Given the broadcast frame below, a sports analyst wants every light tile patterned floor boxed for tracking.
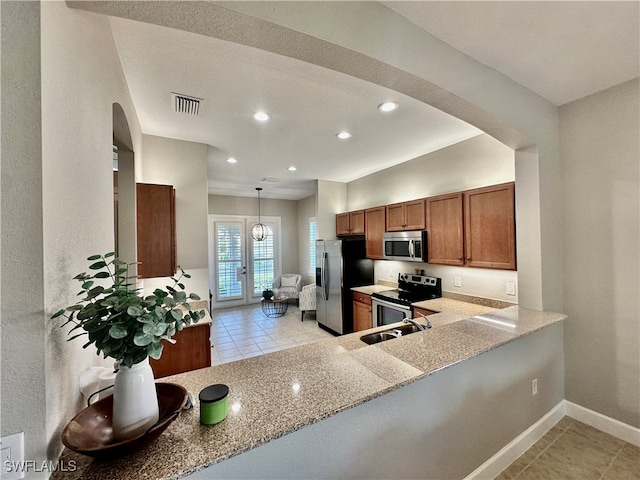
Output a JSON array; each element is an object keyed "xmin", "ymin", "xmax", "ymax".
[
  {"xmin": 209, "ymin": 303, "xmax": 333, "ymax": 365},
  {"xmin": 497, "ymin": 416, "xmax": 640, "ymax": 480}
]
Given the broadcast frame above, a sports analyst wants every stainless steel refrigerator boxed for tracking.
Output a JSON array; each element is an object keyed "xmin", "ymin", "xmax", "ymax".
[{"xmin": 316, "ymin": 237, "xmax": 374, "ymax": 335}]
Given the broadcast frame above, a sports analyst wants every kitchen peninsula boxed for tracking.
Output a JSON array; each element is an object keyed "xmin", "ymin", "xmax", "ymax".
[{"xmin": 54, "ymin": 305, "xmax": 565, "ymax": 480}]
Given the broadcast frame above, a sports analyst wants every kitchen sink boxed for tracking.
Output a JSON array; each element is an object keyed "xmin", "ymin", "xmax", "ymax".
[{"xmin": 360, "ymin": 323, "xmax": 423, "ymax": 345}]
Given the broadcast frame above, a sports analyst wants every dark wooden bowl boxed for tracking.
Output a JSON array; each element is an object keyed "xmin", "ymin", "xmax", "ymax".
[{"xmin": 61, "ymin": 382, "xmax": 187, "ymax": 458}]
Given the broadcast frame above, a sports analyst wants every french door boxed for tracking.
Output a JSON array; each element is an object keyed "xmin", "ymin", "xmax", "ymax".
[{"xmin": 209, "ymin": 215, "xmax": 281, "ymax": 309}]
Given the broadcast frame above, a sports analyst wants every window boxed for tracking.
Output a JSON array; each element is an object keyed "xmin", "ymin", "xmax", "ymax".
[
  {"xmin": 309, "ymin": 217, "xmax": 316, "ymax": 275},
  {"xmin": 252, "ymin": 223, "xmax": 275, "ymax": 295}
]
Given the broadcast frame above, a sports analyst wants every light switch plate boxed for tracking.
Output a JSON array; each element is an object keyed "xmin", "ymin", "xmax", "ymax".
[
  {"xmin": 506, "ymin": 283, "xmax": 516, "ymax": 296},
  {"xmin": 454, "ymin": 276, "xmax": 462, "ymax": 288},
  {"xmin": 1, "ymin": 432, "xmax": 25, "ymax": 480}
]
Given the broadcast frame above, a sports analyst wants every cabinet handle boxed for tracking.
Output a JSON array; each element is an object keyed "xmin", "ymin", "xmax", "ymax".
[
  {"xmin": 458, "ymin": 257, "xmax": 463, "ymax": 261},
  {"xmin": 466, "ymin": 258, "xmax": 471, "ymax": 261}
]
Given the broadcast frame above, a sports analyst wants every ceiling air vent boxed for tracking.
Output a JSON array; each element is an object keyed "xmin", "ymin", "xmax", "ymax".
[
  {"xmin": 261, "ymin": 177, "xmax": 281, "ymax": 183},
  {"xmin": 171, "ymin": 92, "xmax": 202, "ymax": 116}
]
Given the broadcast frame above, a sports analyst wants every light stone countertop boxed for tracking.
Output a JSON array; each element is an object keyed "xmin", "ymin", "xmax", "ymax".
[
  {"xmin": 412, "ymin": 297, "xmax": 502, "ymax": 317},
  {"xmin": 351, "ymin": 284, "xmax": 397, "ymax": 295},
  {"xmin": 54, "ymin": 306, "xmax": 566, "ymax": 480},
  {"xmin": 177, "ymin": 300, "xmax": 212, "ymax": 326}
]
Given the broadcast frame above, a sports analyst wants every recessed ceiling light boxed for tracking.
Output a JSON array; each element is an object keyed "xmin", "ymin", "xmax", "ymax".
[
  {"xmin": 337, "ymin": 131, "xmax": 352, "ymax": 140},
  {"xmin": 252, "ymin": 112, "xmax": 271, "ymax": 122},
  {"xmin": 288, "ymin": 166, "xmax": 297, "ymax": 172},
  {"xmin": 226, "ymin": 157, "xmax": 238, "ymax": 164},
  {"xmin": 378, "ymin": 101, "xmax": 399, "ymax": 112}
]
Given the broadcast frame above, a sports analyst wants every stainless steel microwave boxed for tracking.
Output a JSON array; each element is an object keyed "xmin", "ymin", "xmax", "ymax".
[{"xmin": 382, "ymin": 231, "xmax": 427, "ymax": 262}]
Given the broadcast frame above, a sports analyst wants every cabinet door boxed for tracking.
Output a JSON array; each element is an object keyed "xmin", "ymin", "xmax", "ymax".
[
  {"xmin": 464, "ymin": 183, "xmax": 516, "ymax": 270},
  {"xmin": 404, "ymin": 199, "xmax": 426, "ymax": 230},
  {"xmin": 353, "ymin": 299, "xmax": 372, "ymax": 332},
  {"xmin": 150, "ymin": 323, "xmax": 211, "ymax": 378},
  {"xmin": 349, "ymin": 210, "xmax": 365, "ymax": 234},
  {"xmin": 336, "ymin": 213, "xmax": 351, "ymax": 236},
  {"xmin": 365, "ymin": 206, "xmax": 386, "ymax": 259},
  {"xmin": 385, "ymin": 203, "xmax": 406, "ymax": 231},
  {"xmin": 137, "ymin": 183, "xmax": 176, "ymax": 278},
  {"xmin": 426, "ymin": 193, "xmax": 464, "ymax": 266}
]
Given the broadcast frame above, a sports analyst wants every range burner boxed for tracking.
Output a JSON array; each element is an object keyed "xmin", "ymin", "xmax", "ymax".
[{"xmin": 372, "ymin": 273, "xmax": 442, "ymax": 307}]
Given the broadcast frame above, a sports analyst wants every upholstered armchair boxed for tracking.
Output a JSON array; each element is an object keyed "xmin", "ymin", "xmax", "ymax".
[
  {"xmin": 272, "ymin": 274, "xmax": 302, "ymax": 304},
  {"xmin": 298, "ymin": 284, "xmax": 316, "ymax": 321}
]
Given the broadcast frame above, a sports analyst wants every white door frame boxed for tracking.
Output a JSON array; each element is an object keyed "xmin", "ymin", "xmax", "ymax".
[{"xmin": 208, "ymin": 214, "xmax": 282, "ymax": 310}]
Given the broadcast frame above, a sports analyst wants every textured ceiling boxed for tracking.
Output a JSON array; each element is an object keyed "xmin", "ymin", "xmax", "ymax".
[
  {"xmin": 384, "ymin": 1, "xmax": 640, "ymax": 106},
  {"xmin": 100, "ymin": 1, "xmax": 640, "ymax": 200}
]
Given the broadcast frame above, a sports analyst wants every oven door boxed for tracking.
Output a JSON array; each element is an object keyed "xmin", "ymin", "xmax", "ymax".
[{"xmin": 372, "ymin": 297, "xmax": 412, "ymax": 328}]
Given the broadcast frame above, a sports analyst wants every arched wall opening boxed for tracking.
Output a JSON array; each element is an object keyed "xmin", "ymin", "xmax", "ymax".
[{"xmin": 112, "ymin": 102, "xmax": 137, "ymax": 268}]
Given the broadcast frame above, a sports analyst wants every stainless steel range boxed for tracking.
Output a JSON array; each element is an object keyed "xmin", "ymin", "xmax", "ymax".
[{"xmin": 371, "ymin": 273, "xmax": 442, "ymax": 328}]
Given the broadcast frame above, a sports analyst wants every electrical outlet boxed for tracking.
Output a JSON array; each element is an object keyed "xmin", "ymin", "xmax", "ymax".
[
  {"xmin": 506, "ymin": 282, "xmax": 516, "ymax": 296},
  {"xmin": 454, "ymin": 276, "xmax": 462, "ymax": 288},
  {"xmin": 388, "ymin": 269, "xmax": 395, "ymax": 278},
  {"xmin": 532, "ymin": 378, "xmax": 538, "ymax": 396},
  {"xmin": 1, "ymin": 432, "xmax": 25, "ymax": 480}
]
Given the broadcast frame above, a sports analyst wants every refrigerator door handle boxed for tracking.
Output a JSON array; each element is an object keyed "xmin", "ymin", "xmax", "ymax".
[{"xmin": 322, "ymin": 252, "xmax": 329, "ymax": 300}]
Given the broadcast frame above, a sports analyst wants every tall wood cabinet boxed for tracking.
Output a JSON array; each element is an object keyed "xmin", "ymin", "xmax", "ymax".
[
  {"xmin": 136, "ymin": 183, "xmax": 176, "ymax": 278},
  {"xmin": 426, "ymin": 182, "xmax": 516, "ymax": 270},
  {"xmin": 386, "ymin": 199, "xmax": 426, "ymax": 231},
  {"xmin": 364, "ymin": 206, "xmax": 386, "ymax": 259},
  {"xmin": 336, "ymin": 210, "xmax": 365, "ymax": 235}
]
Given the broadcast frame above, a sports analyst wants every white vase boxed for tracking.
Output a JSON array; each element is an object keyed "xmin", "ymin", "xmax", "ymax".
[{"xmin": 112, "ymin": 357, "xmax": 159, "ymax": 441}]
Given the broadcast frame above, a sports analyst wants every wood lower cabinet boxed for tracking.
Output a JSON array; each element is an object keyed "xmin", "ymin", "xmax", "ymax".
[
  {"xmin": 413, "ymin": 307, "xmax": 438, "ymax": 317},
  {"xmin": 336, "ymin": 210, "xmax": 365, "ymax": 236},
  {"xmin": 426, "ymin": 182, "xmax": 516, "ymax": 270},
  {"xmin": 150, "ymin": 323, "xmax": 211, "ymax": 378},
  {"xmin": 137, "ymin": 183, "xmax": 176, "ymax": 278},
  {"xmin": 352, "ymin": 292, "xmax": 372, "ymax": 332},
  {"xmin": 365, "ymin": 206, "xmax": 386, "ymax": 259},
  {"xmin": 386, "ymin": 199, "xmax": 426, "ymax": 231}
]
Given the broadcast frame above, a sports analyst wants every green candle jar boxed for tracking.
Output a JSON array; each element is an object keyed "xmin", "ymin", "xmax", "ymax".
[{"xmin": 199, "ymin": 384, "xmax": 229, "ymax": 425}]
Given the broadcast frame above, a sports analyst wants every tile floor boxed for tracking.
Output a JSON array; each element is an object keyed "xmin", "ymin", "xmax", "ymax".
[
  {"xmin": 209, "ymin": 306, "xmax": 639, "ymax": 480},
  {"xmin": 497, "ymin": 416, "xmax": 640, "ymax": 480},
  {"xmin": 209, "ymin": 303, "xmax": 334, "ymax": 365}
]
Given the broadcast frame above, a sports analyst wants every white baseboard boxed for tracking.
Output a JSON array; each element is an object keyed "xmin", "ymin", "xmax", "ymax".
[
  {"xmin": 465, "ymin": 400, "xmax": 640, "ymax": 480},
  {"xmin": 465, "ymin": 401, "xmax": 565, "ymax": 480},
  {"xmin": 564, "ymin": 401, "xmax": 640, "ymax": 447}
]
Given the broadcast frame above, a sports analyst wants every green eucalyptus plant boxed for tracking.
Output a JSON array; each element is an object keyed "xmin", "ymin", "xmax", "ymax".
[{"xmin": 52, "ymin": 252, "xmax": 206, "ymax": 368}]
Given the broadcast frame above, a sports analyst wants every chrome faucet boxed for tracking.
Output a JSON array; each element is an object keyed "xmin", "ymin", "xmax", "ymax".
[{"xmin": 404, "ymin": 315, "xmax": 432, "ymax": 331}]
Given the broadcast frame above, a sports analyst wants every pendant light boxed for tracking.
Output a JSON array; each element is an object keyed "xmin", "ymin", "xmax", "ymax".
[{"xmin": 251, "ymin": 187, "xmax": 269, "ymax": 241}]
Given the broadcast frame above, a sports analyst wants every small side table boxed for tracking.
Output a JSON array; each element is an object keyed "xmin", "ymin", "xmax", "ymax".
[{"xmin": 261, "ymin": 296, "xmax": 289, "ymax": 318}]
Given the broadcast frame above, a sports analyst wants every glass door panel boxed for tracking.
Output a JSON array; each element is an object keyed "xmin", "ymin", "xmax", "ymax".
[{"xmin": 214, "ymin": 221, "xmax": 245, "ymax": 301}]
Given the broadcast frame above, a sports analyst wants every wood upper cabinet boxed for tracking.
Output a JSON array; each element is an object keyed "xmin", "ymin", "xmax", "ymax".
[
  {"xmin": 464, "ymin": 183, "xmax": 516, "ymax": 270},
  {"xmin": 426, "ymin": 182, "xmax": 516, "ymax": 270},
  {"xmin": 352, "ymin": 292, "xmax": 372, "ymax": 332},
  {"xmin": 364, "ymin": 206, "xmax": 386, "ymax": 259},
  {"xmin": 137, "ymin": 183, "xmax": 176, "ymax": 278},
  {"xmin": 336, "ymin": 210, "xmax": 365, "ymax": 236},
  {"xmin": 386, "ymin": 199, "xmax": 426, "ymax": 231},
  {"xmin": 426, "ymin": 192, "xmax": 465, "ymax": 266}
]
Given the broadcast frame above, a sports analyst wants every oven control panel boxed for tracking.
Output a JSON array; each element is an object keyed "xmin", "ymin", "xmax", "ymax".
[{"xmin": 398, "ymin": 273, "xmax": 439, "ymax": 286}]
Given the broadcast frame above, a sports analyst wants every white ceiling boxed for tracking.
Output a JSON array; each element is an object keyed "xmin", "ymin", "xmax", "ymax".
[
  {"xmin": 383, "ymin": 1, "xmax": 640, "ymax": 106},
  {"xmin": 108, "ymin": 1, "xmax": 639, "ymax": 200}
]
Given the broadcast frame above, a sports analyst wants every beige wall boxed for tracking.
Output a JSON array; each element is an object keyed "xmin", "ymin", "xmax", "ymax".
[
  {"xmin": 560, "ymin": 79, "xmax": 640, "ymax": 428},
  {"xmin": 139, "ymin": 135, "xmax": 209, "ymax": 300},
  {"xmin": 208, "ymin": 195, "xmax": 300, "ymax": 275},
  {"xmin": 1, "ymin": 0, "xmax": 144, "ymax": 470}
]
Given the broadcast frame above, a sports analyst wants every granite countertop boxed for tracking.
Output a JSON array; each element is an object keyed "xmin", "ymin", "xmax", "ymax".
[
  {"xmin": 351, "ymin": 284, "xmax": 397, "ymax": 295},
  {"xmin": 177, "ymin": 300, "xmax": 212, "ymax": 326},
  {"xmin": 55, "ymin": 306, "xmax": 566, "ymax": 480},
  {"xmin": 412, "ymin": 297, "xmax": 502, "ymax": 317}
]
